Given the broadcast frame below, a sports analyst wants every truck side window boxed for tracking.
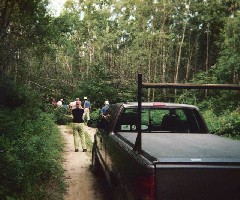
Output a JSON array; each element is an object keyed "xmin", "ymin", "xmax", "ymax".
[{"xmin": 116, "ymin": 109, "xmax": 138, "ymax": 131}]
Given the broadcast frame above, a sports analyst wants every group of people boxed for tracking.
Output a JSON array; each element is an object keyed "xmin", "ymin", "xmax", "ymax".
[
  {"xmin": 52, "ymin": 96, "xmax": 110, "ymax": 153},
  {"xmin": 51, "ymin": 98, "xmax": 68, "ymax": 109},
  {"xmin": 69, "ymin": 97, "xmax": 91, "ymax": 124}
]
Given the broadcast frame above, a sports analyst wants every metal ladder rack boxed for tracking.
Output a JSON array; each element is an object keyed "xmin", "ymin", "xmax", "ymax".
[{"xmin": 134, "ymin": 73, "xmax": 240, "ymax": 154}]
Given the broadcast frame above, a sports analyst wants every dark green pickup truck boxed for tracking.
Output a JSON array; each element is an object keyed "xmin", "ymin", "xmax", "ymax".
[{"xmin": 92, "ymin": 102, "xmax": 240, "ymax": 200}]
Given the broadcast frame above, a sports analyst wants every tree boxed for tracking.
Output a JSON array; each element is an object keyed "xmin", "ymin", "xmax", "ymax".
[{"xmin": 216, "ymin": 12, "xmax": 240, "ymax": 84}]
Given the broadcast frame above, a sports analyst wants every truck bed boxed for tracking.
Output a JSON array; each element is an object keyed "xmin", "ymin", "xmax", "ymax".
[
  {"xmin": 118, "ymin": 132, "xmax": 240, "ymax": 199},
  {"xmin": 118, "ymin": 132, "xmax": 240, "ymax": 162}
]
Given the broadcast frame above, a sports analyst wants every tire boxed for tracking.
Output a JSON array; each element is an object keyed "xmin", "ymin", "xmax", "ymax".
[{"xmin": 91, "ymin": 143, "xmax": 102, "ymax": 176}]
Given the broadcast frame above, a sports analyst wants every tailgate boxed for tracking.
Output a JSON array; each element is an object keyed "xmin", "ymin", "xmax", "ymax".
[{"xmin": 155, "ymin": 162, "xmax": 240, "ymax": 200}]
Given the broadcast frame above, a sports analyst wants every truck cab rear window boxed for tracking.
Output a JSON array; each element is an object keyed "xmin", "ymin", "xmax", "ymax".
[{"xmin": 115, "ymin": 107, "xmax": 205, "ymax": 133}]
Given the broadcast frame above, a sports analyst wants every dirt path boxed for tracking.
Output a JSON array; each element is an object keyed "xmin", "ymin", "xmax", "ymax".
[{"xmin": 59, "ymin": 125, "xmax": 110, "ymax": 200}]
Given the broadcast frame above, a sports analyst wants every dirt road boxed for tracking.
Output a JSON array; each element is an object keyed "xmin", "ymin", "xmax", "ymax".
[{"xmin": 59, "ymin": 125, "xmax": 111, "ymax": 200}]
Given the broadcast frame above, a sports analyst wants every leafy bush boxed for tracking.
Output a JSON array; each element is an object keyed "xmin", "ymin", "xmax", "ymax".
[
  {"xmin": 203, "ymin": 109, "xmax": 240, "ymax": 139},
  {"xmin": 88, "ymin": 109, "xmax": 101, "ymax": 128},
  {"xmin": 202, "ymin": 109, "xmax": 221, "ymax": 133},
  {"xmin": 214, "ymin": 111, "xmax": 240, "ymax": 138},
  {"xmin": 53, "ymin": 107, "xmax": 72, "ymax": 125},
  {"xmin": 0, "ymin": 78, "xmax": 66, "ymax": 199}
]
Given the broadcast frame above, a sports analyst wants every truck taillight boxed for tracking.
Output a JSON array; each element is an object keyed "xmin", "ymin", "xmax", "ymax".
[{"xmin": 134, "ymin": 175, "xmax": 155, "ymax": 200}]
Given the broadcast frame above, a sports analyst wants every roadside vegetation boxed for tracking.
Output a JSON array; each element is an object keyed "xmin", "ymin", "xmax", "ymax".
[
  {"xmin": 0, "ymin": 78, "xmax": 66, "ymax": 199},
  {"xmin": 176, "ymin": 90, "xmax": 240, "ymax": 139}
]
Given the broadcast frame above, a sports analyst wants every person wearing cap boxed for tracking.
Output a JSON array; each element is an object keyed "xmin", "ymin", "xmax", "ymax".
[
  {"xmin": 83, "ymin": 97, "xmax": 91, "ymax": 125},
  {"xmin": 101, "ymin": 100, "xmax": 109, "ymax": 117},
  {"xmin": 71, "ymin": 101, "xmax": 87, "ymax": 152}
]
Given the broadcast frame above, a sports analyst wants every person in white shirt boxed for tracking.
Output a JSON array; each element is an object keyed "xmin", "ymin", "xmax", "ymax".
[
  {"xmin": 57, "ymin": 99, "xmax": 63, "ymax": 107},
  {"xmin": 69, "ymin": 98, "xmax": 81, "ymax": 110},
  {"xmin": 83, "ymin": 97, "xmax": 91, "ymax": 125}
]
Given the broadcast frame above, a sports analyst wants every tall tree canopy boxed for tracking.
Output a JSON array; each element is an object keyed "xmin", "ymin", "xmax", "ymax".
[{"xmin": 1, "ymin": 0, "xmax": 240, "ymax": 104}]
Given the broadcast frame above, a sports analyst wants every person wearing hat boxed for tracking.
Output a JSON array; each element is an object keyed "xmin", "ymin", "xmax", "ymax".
[
  {"xmin": 101, "ymin": 100, "xmax": 109, "ymax": 118},
  {"xmin": 83, "ymin": 97, "xmax": 91, "ymax": 125},
  {"xmin": 98, "ymin": 100, "xmax": 110, "ymax": 129},
  {"xmin": 71, "ymin": 101, "xmax": 87, "ymax": 152}
]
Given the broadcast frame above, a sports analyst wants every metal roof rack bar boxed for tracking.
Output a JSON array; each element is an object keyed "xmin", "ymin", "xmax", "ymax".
[
  {"xmin": 142, "ymin": 82, "xmax": 240, "ymax": 90},
  {"xmin": 134, "ymin": 73, "xmax": 240, "ymax": 154}
]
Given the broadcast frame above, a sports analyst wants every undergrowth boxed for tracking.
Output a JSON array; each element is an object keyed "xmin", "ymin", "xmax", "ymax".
[{"xmin": 0, "ymin": 78, "xmax": 66, "ymax": 199}]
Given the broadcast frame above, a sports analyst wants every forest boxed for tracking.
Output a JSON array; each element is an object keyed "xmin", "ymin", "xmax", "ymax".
[{"xmin": 1, "ymin": 0, "xmax": 240, "ymax": 199}]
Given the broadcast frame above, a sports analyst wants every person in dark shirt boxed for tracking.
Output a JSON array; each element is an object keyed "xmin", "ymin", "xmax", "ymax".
[{"xmin": 72, "ymin": 101, "xmax": 87, "ymax": 152}]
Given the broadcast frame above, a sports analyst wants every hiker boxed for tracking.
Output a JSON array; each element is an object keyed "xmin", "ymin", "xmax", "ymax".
[
  {"xmin": 71, "ymin": 101, "xmax": 87, "ymax": 152},
  {"xmin": 83, "ymin": 97, "xmax": 91, "ymax": 125}
]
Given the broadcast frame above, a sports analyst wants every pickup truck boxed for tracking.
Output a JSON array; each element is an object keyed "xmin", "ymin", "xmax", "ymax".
[{"xmin": 92, "ymin": 102, "xmax": 240, "ymax": 200}]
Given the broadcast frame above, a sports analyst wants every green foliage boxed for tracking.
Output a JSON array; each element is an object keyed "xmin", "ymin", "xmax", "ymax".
[
  {"xmin": 176, "ymin": 91, "xmax": 198, "ymax": 106},
  {"xmin": 177, "ymin": 67, "xmax": 240, "ymax": 139},
  {"xmin": 202, "ymin": 109, "xmax": 221, "ymax": 134},
  {"xmin": 217, "ymin": 111, "xmax": 240, "ymax": 139},
  {"xmin": 203, "ymin": 109, "xmax": 240, "ymax": 139},
  {"xmin": 216, "ymin": 12, "xmax": 240, "ymax": 84},
  {"xmin": 68, "ymin": 63, "xmax": 137, "ymax": 110},
  {"xmin": 0, "ymin": 78, "xmax": 65, "ymax": 199},
  {"xmin": 0, "ymin": 78, "xmax": 42, "ymax": 110},
  {"xmin": 53, "ymin": 107, "xmax": 72, "ymax": 125},
  {"xmin": 88, "ymin": 109, "xmax": 102, "ymax": 127},
  {"xmin": 0, "ymin": 0, "xmax": 54, "ymax": 84}
]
